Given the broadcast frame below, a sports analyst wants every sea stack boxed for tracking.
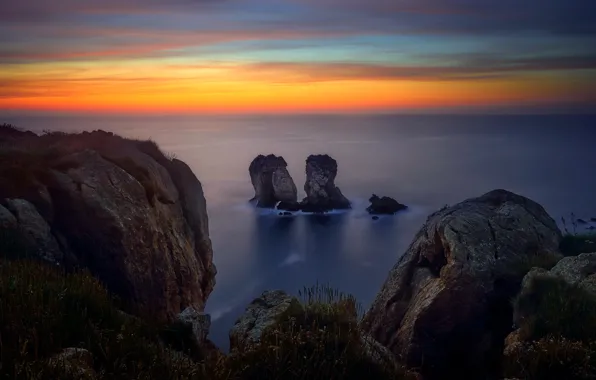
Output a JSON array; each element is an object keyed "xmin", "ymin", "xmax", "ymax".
[
  {"xmin": 249, "ymin": 154, "xmax": 297, "ymax": 208},
  {"xmin": 301, "ymin": 154, "xmax": 350, "ymax": 212}
]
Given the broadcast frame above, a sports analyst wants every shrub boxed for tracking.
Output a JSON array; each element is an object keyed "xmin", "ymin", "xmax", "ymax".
[
  {"xmin": 0, "ymin": 258, "xmax": 209, "ymax": 380},
  {"xmin": 224, "ymin": 284, "xmax": 417, "ymax": 380},
  {"xmin": 503, "ymin": 335, "xmax": 595, "ymax": 380},
  {"xmin": 560, "ymin": 233, "xmax": 596, "ymax": 256},
  {"xmin": 513, "ymin": 275, "xmax": 596, "ymax": 343}
]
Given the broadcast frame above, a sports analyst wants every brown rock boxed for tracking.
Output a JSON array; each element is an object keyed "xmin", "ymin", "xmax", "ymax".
[
  {"xmin": 249, "ymin": 154, "xmax": 297, "ymax": 207},
  {"xmin": 45, "ymin": 149, "xmax": 213, "ymax": 321},
  {"xmin": 360, "ymin": 189, "xmax": 562, "ymax": 379},
  {"xmin": 303, "ymin": 154, "xmax": 350, "ymax": 212}
]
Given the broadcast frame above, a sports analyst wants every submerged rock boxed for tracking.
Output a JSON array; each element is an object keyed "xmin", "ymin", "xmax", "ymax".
[
  {"xmin": 302, "ymin": 154, "xmax": 350, "ymax": 212},
  {"xmin": 361, "ymin": 189, "xmax": 562, "ymax": 379},
  {"xmin": 577, "ymin": 218, "xmax": 588, "ymax": 224},
  {"xmin": 367, "ymin": 194, "xmax": 407, "ymax": 215},
  {"xmin": 249, "ymin": 155, "xmax": 297, "ymax": 208}
]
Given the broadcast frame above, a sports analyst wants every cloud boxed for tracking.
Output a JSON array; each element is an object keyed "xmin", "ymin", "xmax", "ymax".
[{"xmin": 236, "ymin": 54, "xmax": 596, "ymax": 83}]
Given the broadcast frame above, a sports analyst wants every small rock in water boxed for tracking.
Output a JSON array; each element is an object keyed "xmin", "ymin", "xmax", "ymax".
[
  {"xmin": 372, "ymin": 216, "xmax": 380, "ymax": 221},
  {"xmin": 283, "ymin": 212, "xmax": 292, "ymax": 216},
  {"xmin": 591, "ymin": 217, "xmax": 596, "ymax": 222},
  {"xmin": 278, "ymin": 212, "xmax": 284, "ymax": 216},
  {"xmin": 367, "ymin": 194, "xmax": 407, "ymax": 215},
  {"xmin": 587, "ymin": 226, "xmax": 596, "ymax": 230},
  {"xmin": 577, "ymin": 218, "xmax": 588, "ymax": 224}
]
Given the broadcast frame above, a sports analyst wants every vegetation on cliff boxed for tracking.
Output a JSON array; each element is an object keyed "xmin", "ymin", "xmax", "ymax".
[{"xmin": 0, "ymin": 259, "xmax": 417, "ymax": 380}]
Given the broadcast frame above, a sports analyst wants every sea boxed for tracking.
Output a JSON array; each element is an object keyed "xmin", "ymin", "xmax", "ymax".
[{"xmin": 4, "ymin": 113, "xmax": 596, "ymax": 350}]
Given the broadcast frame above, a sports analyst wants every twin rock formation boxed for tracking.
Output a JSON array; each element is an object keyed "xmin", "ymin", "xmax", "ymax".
[
  {"xmin": 249, "ymin": 154, "xmax": 350, "ymax": 213},
  {"xmin": 248, "ymin": 154, "xmax": 406, "ymax": 214}
]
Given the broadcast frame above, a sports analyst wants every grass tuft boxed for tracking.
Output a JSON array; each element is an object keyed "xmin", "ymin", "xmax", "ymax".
[{"xmin": 513, "ymin": 275, "xmax": 596, "ymax": 343}]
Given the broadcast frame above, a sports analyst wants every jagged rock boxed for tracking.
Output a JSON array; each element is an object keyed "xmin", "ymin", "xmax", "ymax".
[
  {"xmin": 229, "ymin": 290, "xmax": 296, "ymax": 349},
  {"xmin": 249, "ymin": 155, "xmax": 297, "ymax": 208},
  {"xmin": 367, "ymin": 194, "xmax": 407, "ymax": 215},
  {"xmin": 577, "ymin": 218, "xmax": 588, "ymax": 224},
  {"xmin": 361, "ymin": 189, "xmax": 562, "ymax": 379},
  {"xmin": 302, "ymin": 155, "xmax": 350, "ymax": 212},
  {"xmin": 3, "ymin": 198, "xmax": 63, "ymax": 263},
  {"xmin": 178, "ymin": 307, "xmax": 212, "ymax": 348},
  {"xmin": 47, "ymin": 348, "xmax": 97, "ymax": 380}
]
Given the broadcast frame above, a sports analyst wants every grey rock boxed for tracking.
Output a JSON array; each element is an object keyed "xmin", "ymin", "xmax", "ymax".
[
  {"xmin": 178, "ymin": 307, "xmax": 212, "ymax": 348},
  {"xmin": 550, "ymin": 252, "xmax": 596, "ymax": 290},
  {"xmin": 4, "ymin": 198, "xmax": 63, "ymax": 263},
  {"xmin": 229, "ymin": 290, "xmax": 296, "ymax": 349},
  {"xmin": 303, "ymin": 154, "xmax": 350, "ymax": 211},
  {"xmin": 249, "ymin": 155, "xmax": 297, "ymax": 207},
  {"xmin": 0, "ymin": 203, "xmax": 17, "ymax": 228},
  {"xmin": 361, "ymin": 189, "xmax": 562, "ymax": 378}
]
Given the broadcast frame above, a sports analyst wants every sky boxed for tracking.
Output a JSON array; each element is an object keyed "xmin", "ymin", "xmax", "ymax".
[{"xmin": 1, "ymin": 0, "xmax": 595, "ymax": 114}]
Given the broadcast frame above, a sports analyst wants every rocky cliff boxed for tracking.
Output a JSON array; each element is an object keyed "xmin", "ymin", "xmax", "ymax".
[
  {"xmin": 361, "ymin": 189, "xmax": 562, "ymax": 378},
  {"xmin": 0, "ymin": 127, "xmax": 216, "ymax": 322}
]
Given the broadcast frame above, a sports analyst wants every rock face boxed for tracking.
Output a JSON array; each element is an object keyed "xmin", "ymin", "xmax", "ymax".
[
  {"xmin": 249, "ymin": 155, "xmax": 297, "ymax": 208},
  {"xmin": 2, "ymin": 199, "xmax": 63, "ymax": 263},
  {"xmin": 229, "ymin": 290, "xmax": 295, "ymax": 349},
  {"xmin": 367, "ymin": 194, "xmax": 407, "ymax": 215},
  {"xmin": 361, "ymin": 189, "xmax": 562, "ymax": 379},
  {"xmin": 178, "ymin": 307, "xmax": 212, "ymax": 349},
  {"xmin": 0, "ymin": 130, "xmax": 216, "ymax": 323},
  {"xmin": 302, "ymin": 155, "xmax": 350, "ymax": 212}
]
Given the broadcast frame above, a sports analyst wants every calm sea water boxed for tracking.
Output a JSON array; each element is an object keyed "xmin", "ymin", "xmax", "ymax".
[{"xmin": 5, "ymin": 114, "xmax": 596, "ymax": 350}]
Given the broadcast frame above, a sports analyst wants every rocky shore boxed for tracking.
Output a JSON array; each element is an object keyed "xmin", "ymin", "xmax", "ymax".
[{"xmin": 2, "ymin": 124, "xmax": 596, "ymax": 380}]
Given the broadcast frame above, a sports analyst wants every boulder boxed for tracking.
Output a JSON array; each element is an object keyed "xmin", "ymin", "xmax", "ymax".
[
  {"xmin": 249, "ymin": 155, "xmax": 297, "ymax": 208},
  {"xmin": 367, "ymin": 194, "xmax": 407, "ymax": 215},
  {"xmin": 302, "ymin": 154, "xmax": 350, "ymax": 212},
  {"xmin": 229, "ymin": 290, "xmax": 296, "ymax": 349},
  {"xmin": 360, "ymin": 189, "xmax": 562, "ymax": 379},
  {"xmin": 178, "ymin": 307, "xmax": 212, "ymax": 349}
]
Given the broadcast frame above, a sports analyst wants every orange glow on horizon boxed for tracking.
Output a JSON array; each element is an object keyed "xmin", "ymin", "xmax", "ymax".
[{"xmin": 1, "ymin": 60, "xmax": 593, "ymax": 113}]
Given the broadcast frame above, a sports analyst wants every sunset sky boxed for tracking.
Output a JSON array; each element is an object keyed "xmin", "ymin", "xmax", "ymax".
[{"xmin": 1, "ymin": 0, "xmax": 595, "ymax": 114}]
